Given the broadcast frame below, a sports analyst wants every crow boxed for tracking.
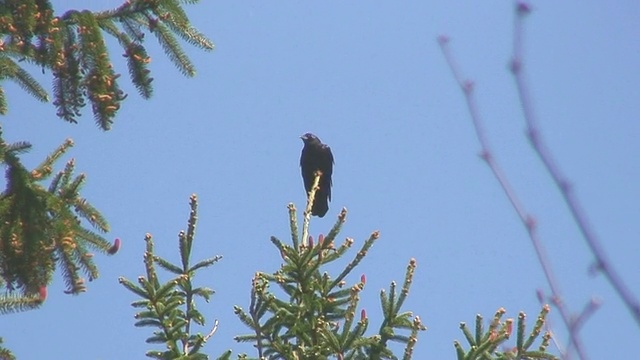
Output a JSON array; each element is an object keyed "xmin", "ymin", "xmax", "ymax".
[{"xmin": 300, "ymin": 133, "xmax": 334, "ymax": 217}]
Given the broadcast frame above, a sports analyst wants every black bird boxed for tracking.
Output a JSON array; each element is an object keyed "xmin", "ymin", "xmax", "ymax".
[{"xmin": 300, "ymin": 133, "xmax": 334, "ymax": 217}]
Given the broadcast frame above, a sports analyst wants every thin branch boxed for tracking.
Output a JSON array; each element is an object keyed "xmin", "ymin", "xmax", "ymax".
[
  {"xmin": 509, "ymin": 1, "xmax": 640, "ymax": 327},
  {"xmin": 301, "ymin": 171, "xmax": 322, "ymax": 248},
  {"xmin": 438, "ymin": 26, "xmax": 589, "ymax": 360},
  {"xmin": 203, "ymin": 319, "xmax": 219, "ymax": 342},
  {"xmin": 571, "ymin": 298, "xmax": 601, "ymax": 336},
  {"xmin": 249, "ymin": 279, "xmax": 264, "ymax": 359}
]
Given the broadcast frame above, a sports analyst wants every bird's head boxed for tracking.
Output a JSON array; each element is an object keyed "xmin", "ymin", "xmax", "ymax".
[{"xmin": 300, "ymin": 132, "xmax": 320, "ymax": 145}]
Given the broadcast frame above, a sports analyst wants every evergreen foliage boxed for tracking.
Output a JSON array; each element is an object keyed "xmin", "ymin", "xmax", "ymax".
[
  {"xmin": 0, "ymin": 0, "xmax": 212, "ymax": 314},
  {"xmin": 0, "ymin": 335, "xmax": 16, "ymax": 360},
  {"xmin": 454, "ymin": 306, "xmax": 557, "ymax": 360},
  {"xmin": 0, "ymin": 285, "xmax": 46, "ymax": 315},
  {"xmin": 0, "ymin": 127, "xmax": 118, "ymax": 301},
  {"xmin": 233, "ymin": 173, "xmax": 427, "ymax": 359},
  {"xmin": 118, "ymin": 173, "xmax": 559, "ymax": 359},
  {"xmin": 0, "ymin": 0, "xmax": 213, "ymax": 129},
  {"xmin": 0, "ymin": 0, "xmax": 213, "ymax": 355},
  {"xmin": 119, "ymin": 194, "xmax": 229, "ymax": 360}
]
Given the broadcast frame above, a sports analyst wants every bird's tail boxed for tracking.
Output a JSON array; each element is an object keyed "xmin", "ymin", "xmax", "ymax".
[{"xmin": 311, "ymin": 188, "xmax": 329, "ymax": 217}]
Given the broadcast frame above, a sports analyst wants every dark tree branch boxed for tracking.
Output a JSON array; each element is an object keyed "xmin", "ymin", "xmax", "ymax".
[
  {"xmin": 509, "ymin": 1, "xmax": 640, "ymax": 328},
  {"xmin": 437, "ymin": 4, "xmax": 592, "ymax": 357}
]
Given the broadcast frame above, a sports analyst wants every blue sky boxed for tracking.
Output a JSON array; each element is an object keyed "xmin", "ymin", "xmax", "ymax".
[{"xmin": 1, "ymin": 1, "xmax": 639, "ymax": 359}]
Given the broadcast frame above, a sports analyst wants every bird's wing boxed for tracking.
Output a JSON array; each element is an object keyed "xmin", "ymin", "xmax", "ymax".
[
  {"xmin": 321, "ymin": 145, "xmax": 334, "ymax": 199},
  {"xmin": 323, "ymin": 145, "xmax": 334, "ymax": 177},
  {"xmin": 300, "ymin": 147, "xmax": 315, "ymax": 192},
  {"xmin": 326, "ymin": 145, "xmax": 334, "ymax": 165}
]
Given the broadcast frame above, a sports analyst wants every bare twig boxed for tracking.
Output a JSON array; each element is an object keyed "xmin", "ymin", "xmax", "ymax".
[
  {"xmin": 204, "ymin": 319, "xmax": 219, "ymax": 342},
  {"xmin": 510, "ymin": 1, "xmax": 640, "ymax": 327},
  {"xmin": 438, "ymin": 18, "xmax": 589, "ymax": 360},
  {"xmin": 571, "ymin": 298, "xmax": 601, "ymax": 336},
  {"xmin": 302, "ymin": 171, "xmax": 322, "ymax": 248}
]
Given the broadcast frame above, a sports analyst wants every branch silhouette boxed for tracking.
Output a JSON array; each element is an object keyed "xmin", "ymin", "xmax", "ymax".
[
  {"xmin": 509, "ymin": 1, "xmax": 640, "ymax": 328},
  {"xmin": 433, "ymin": 1, "xmax": 640, "ymax": 358}
]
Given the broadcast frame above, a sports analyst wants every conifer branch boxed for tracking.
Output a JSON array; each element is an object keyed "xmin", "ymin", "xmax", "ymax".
[
  {"xmin": 52, "ymin": 27, "xmax": 84, "ymax": 123},
  {"xmin": 56, "ymin": 239, "xmax": 86, "ymax": 295},
  {"xmin": 152, "ymin": 21, "xmax": 196, "ymax": 77},
  {"xmin": 1, "ymin": 140, "xmax": 31, "ymax": 158},
  {"xmin": 73, "ymin": 226, "xmax": 115, "ymax": 254},
  {"xmin": 0, "ymin": 290, "xmax": 44, "ymax": 315},
  {"xmin": 73, "ymin": 197, "xmax": 110, "ymax": 233},
  {"xmin": 120, "ymin": 195, "xmax": 223, "ymax": 359},
  {"xmin": 97, "ymin": 19, "xmax": 154, "ymax": 98},
  {"xmin": 0, "ymin": 130, "xmax": 113, "ymax": 296},
  {"xmin": 32, "ymin": 138, "xmax": 74, "ymax": 180},
  {"xmin": 0, "ymin": 87, "xmax": 6, "ymax": 115},
  {"xmin": 236, "ymin": 203, "xmax": 426, "ymax": 359},
  {"xmin": 151, "ymin": 1, "xmax": 214, "ymax": 51},
  {"xmin": 1, "ymin": 0, "xmax": 212, "ymax": 125},
  {"xmin": 454, "ymin": 307, "xmax": 557, "ymax": 360},
  {"xmin": 370, "ymin": 259, "xmax": 425, "ymax": 359},
  {"xmin": 287, "ymin": 203, "xmax": 300, "ymax": 249},
  {"xmin": 330, "ymin": 231, "xmax": 378, "ymax": 290},
  {"xmin": 0, "ymin": 336, "xmax": 16, "ymax": 360},
  {"xmin": 0, "ymin": 57, "xmax": 49, "ymax": 102}
]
